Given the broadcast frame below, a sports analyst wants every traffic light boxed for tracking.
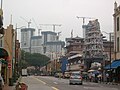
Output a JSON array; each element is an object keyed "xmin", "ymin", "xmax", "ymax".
[{"xmin": 0, "ymin": 9, "xmax": 4, "ymax": 35}]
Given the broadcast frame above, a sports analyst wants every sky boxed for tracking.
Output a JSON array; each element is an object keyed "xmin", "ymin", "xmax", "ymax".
[{"xmin": 2, "ymin": 0, "xmax": 120, "ymax": 41}]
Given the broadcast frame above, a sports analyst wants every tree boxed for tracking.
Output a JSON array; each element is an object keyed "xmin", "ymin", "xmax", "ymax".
[{"xmin": 20, "ymin": 50, "xmax": 50, "ymax": 68}]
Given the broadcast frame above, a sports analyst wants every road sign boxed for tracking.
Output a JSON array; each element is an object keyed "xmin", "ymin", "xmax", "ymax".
[{"xmin": 8, "ymin": 63, "xmax": 11, "ymax": 68}]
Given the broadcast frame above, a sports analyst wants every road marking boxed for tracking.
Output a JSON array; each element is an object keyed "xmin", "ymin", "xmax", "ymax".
[
  {"xmin": 32, "ymin": 77, "xmax": 46, "ymax": 84},
  {"xmin": 51, "ymin": 86, "xmax": 59, "ymax": 90},
  {"xmin": 83, "ymin": 87, "xmax": 89, "ymax": 89},
  {"xmin": 53, "ymin": 82, "xmax": 58, "ymax": 84},
  {"xmin": 32, "ymin": 76, "xmax": 59, "ymax": 90}
]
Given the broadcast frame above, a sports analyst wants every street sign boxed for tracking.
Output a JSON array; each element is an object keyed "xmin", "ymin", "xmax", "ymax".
[{"xmin": 8, "ymin": 63, "xmax": 11, "ymax": 68}]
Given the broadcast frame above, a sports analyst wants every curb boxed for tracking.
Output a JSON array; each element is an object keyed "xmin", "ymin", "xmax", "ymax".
[{"xmin": 101, "ymin": 82, "xmax": 120, "ymax": 85}]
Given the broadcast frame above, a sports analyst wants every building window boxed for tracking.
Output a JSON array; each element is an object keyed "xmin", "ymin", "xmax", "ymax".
[
  {"xmin": 117, "ymin": 17, "xmax": 119, "ymax": 31},
  {"xmin": 117, "ymin": 37, "xmax": 119, "ymax": 52}
]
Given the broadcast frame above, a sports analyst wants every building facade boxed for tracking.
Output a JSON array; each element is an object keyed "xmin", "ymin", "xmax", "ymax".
[
  {"xmin": 113, "ymin": 2, "xmax": 120, "ymax": 59},
  {"xmin": 65, "ymin": 36, "xmax": 84, "ymax": 72},
  {"xmin": 3, "ymin": 25, "xmax": 16, "ymax": 85},
  {"xmin": 21, "ymin": 28, "xmax": 35, "ymax": 53},
  {"xmin": 31, "ymin": 36, "xmax": 43, "ymax": 54},
  {"xmin": 83, "ymin": 19, "xmax": 104, "ymax": 70},
  {"xmin": 21, "ymin": 28, "xmax": 65, "ymax": 60}
]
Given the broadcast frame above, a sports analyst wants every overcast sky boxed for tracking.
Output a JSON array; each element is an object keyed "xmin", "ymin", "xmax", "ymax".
[{"xmin": 2, "ymin": 0, "xmax": 120, "ymax": 41}]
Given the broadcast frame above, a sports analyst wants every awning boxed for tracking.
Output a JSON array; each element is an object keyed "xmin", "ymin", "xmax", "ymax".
[
  {"xmin": 0, "ymin": 48, "xmax": 8, "ymax": 59},
  {"xmin": 68, "ymin": 54, "xmax": 82, "ymax": 60},
  {"xmin": 104, "ymin": 60, "xmax": 120, "ymax": 69}
]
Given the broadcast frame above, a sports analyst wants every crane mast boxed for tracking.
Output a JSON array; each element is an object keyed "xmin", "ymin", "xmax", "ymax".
[{"xmin": 76, "ymin": 16, "xmax": 95, "ymax": 38}]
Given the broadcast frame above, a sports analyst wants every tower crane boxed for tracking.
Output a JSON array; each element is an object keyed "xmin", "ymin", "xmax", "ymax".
[
  {"xmin": 39, "ymin": 24, "xmax": 61, "ymax": 32},
  {"xmin": 76, "ymin": 16, "xmax": 96, "ymax": 38},
  {"xmin": 20, "ymin": 17, "xmax": 31, "ymax": 28},
  {"xmin": 57, "ymin": 31, "xmax": 62, "ymax": 40},
  {"xmin": 76, "ymin": 16, "xmax": 95, "ymax": 25},
  {"xmin": 32, "ymin": 18, "xmax": 42, "ymax": 36}
]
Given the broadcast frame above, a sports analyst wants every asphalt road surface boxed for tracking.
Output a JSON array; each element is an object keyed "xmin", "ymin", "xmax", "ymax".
[{"xmin": 21, "ymin": 76, "xmax": 120, "ymax": 90}]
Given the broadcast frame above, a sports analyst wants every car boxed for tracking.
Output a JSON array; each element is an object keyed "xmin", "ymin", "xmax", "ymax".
[{"xmin": 69, "ymin": 71, "xmax": 83, "ymax": 85}]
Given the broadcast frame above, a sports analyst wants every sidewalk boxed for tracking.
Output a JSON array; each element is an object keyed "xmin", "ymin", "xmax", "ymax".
[
  {"xmin": 3, "ymin": 76, "xmax": 22, "ymax": 90},
  {"xmin": 3, "ymin": 84, "xmax": 15, "ymax": 90},
  {"xmin": 83, "ymin": 79, "xmax": 120, "ymax": 86}
]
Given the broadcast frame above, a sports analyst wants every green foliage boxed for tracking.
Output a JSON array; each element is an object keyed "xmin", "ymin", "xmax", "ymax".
[{"xmin": 20, "ymin": 50, "xmax": 50, "ymax": 68}]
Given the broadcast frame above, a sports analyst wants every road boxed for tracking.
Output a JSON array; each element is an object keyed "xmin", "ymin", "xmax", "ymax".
[{"xmin": 21, "ymin": 76, "xmax": 120, "ymax": 90}]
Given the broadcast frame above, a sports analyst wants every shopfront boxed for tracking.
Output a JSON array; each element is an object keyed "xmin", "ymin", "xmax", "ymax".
[
  {"xmin": 0, "ymin": 48, "xmax": 8, "ymax": 84},
  {"xmin": 104, "ymin": 59, "xmax": 120, "ymax": 83}
]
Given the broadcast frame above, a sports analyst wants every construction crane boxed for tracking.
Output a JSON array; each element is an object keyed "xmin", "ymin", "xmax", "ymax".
[
  {"xmin": 32, "ymin": 18, "xmax": 42, "ymax": 36},
  {"xmin": 20, "ymin": 17, "xmax": 31, "ymax": 28},
  {"xmin": 39, "ymin": 24, "xmax": 61, "ymax": 32},
  {"xmin": 57, "ymin": 31, "xmax": 62, "ymax": 40},
  {"xmin": 76, "ymin": 16, "xmax": 96, "ymax": 25},
  {"xmin": 76, "ymin": 16, "xmax": 96, "ymax": 38}
]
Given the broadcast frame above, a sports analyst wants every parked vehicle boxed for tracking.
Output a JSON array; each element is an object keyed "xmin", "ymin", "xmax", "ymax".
[{"xmin": 69, "ymin": 71, "xmax": 83, "ymax": 85}]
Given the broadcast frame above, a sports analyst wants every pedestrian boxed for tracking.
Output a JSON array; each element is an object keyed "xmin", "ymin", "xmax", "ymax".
[
  {"xmin": 98, "ymin": 74, "xmax": 102, "ymax": 83},
  {"xmin": 106, "ymin": 73, "xmax": 109, "ymax": 83},
  {"xmin": 88, "ymin": 73, "xmax": 92, "ymax": 82}
]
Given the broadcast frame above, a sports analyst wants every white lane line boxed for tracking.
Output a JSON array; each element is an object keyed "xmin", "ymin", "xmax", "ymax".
[
  {"xmin": 32, "ymin": 77, "xmax": 59, "ymax": 90},
  {"xmin": 51, "ymin": 86, "xmax": 59, "ymax": 90},
  {"xmin": 53, "ymin": 82, "xmax": 58, "ymax": 84},
  {"xmin": 83, "ymin": 87, "xmax": 89, "ymax": 89},
  {"xmin": 32, "ymin": 77, "xmax": 46, "ymax": 84}
]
